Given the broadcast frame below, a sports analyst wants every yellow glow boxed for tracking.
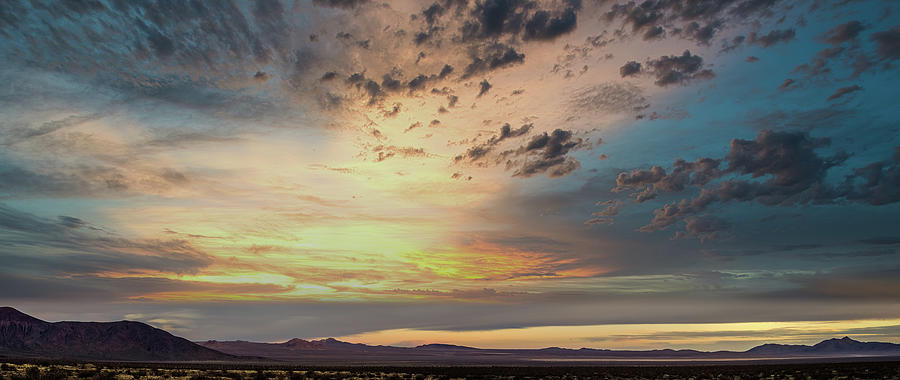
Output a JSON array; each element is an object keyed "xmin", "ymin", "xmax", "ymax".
[{"xmin": 331, "ymin": 319, "xmax": 900, "ymax": 351}]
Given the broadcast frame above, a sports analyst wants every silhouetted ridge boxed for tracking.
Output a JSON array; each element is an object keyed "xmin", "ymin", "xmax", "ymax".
[
  {"xmin": 416, "ymin": 343, "xmax": 479, "ymax": 350},
  {"xmin": 0, "ymin": 307, "xmax": 233, "ymax": 361}
]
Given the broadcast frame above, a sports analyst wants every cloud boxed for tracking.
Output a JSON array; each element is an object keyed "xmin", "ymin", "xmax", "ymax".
[
  {"xmin": 477, "ymin": 79, "xmax": 493, "ymax": 97},
  {"xmin": 748, "ymin": 28, "xmax": 796, "ymax": 47},
  {"xmin": 371, "ymin": 145, "xmax": 431, "ymax": 162},
  {"xmin": 568, "ymin": 82, "xmax": 648, "ymax": 116},
  {"xmin": 311, "ymin": 0, "xmax": 369, "ymax": 9},
  {"xmin": 619, "ymin": 61, "xmax": 642, "ymax": 77},
  {"xmin": 823, "ymin": 20, "xmax": 865, "ymax": 45},
  {"xmin": 461, "ymin": 43, "xmax": 526, "ymax": 79},
  {"xmin": 644, "ymin": 50, "xmax": 715, "ymax": 87},
  {"xmin": 612, "ymin": 130, "xmax": 900, "ymax": 238},
  {"xmin": 523, "ymin": 8, "xmax": 579, "ymax": 41},
  {"xmin": 843, "ymin": 146, "xmax": 900, "ymax": 205},
  {"xmin": 673, "ymin": 216, "xmax": 731, "ymax": 242},
  {"xmin": 509, "ymin": 129, "xmax": 587, "ymax": 178},
  {"xmin": 455, "ymin": 123, "xmax": 533, "ymax": 163},
  {"xmin": 826, "ymin": 85, "xmax": 862, "ymax": 101},
  {"xmin": 457, "ymin": 0, "xmax": 580, "ymax": 43},
  {"xmin": 602, "ymin": 0, "xmax": 783, "ymax": 48},
  {"xmin": 870, "ymin": 25, "xmax": 900, "ymax": 61},
  {"xmin": 0, "ymin": 203, "xmax": 214, "ymax": 281}
]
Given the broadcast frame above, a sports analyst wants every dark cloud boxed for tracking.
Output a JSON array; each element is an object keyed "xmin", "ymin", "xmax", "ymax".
[
  {"xmin": 320, "ymin": 71, "xmax": 339, "ymax": 81},
  {"xmin": 509, "ymin": 129, "xmax": 587, "ymax": 178},
  {"xmin": 642, "ymin": 25, "xmax": 665, "ymax": 40},
  {"xmin": 870, "ymin": 25, "xmax": 900, "ymax": 61},
  {"xmin": 456, "ymin": 0, "xmax": 581, "ymax": 43},
  {"xmin": 645, "ymin": 50, "xmax": 715, "ymax": 86},
  {"xmin": 748, "ymin": 28, "xmax": 796, "ymax": 47},
  {"xmin": 523, "ymin": 8, "xmax": 578, "ymax": 41},
  {"xmin": 843, "ymin": 147, "xmax": 900, "ymax": 206},
  {"xmin": 461, "ymin": 43, "xmax": 526, "ymax": 79},
  {"xmin": 455, "ymin": 123, "xmax": 533, "ymax": 163},
  {"xmin": 823, "ymin": 20, "xmax": 865, "ymax": 45},
  {"xmin": 613, "ymin": 131, "xmax": 900, "ymax": 238},
  {"xmin": 602, "ymin": 0, "xmax": 783, "ymax": 48},
  {"xmin": 778, "ymin": 78, "xmax": 796, "ymax": 90},
  {"xmin": 858, "ymin": 236, "xmax": 900, "ymax": 245},
  {"xmin": 477, "ymin": 79, "xmax": 492, "ymax": 97},
  {"xmin": 311, "ymin": 0, "xmax": 369, "ymax": 9},
  {"xmin": 679, "ymin": 21, "xmax": 721, "ymax": 45},
  {"xmin": 673, "ymin": 215, "xmax": 730, "ymax": 242},
  {"xmin": 0, "ymin": 203, "xmax": 213, "ymax": 281},
  {"xmin": 146, "ymin": 31, "xmax": 175, "ymax": 59},
  {"xmin": 720, "ymin": 35, "xmax": 746, "ymax": 52},
  {"xmin": 619, "ymin": 61, "xmax": 642, "ymax": 77},
  {"xmin": 826, "ymin": 85, "xmax": 862, "ymax": 101}
]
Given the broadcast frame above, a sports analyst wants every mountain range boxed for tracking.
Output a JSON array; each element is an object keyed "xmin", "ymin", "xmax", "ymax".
[
  {"xmin": 0, "ymin": 307, "xmax": 233, "ymax": 361},
  {"xmin": 2, "ymin": 307, "xmax": 900, "ymax": 364}
]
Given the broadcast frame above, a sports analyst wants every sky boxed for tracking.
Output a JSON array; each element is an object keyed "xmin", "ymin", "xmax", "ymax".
[{"xmin": 0, "ymin": 0, "xmax": 899, "ymax": 351}]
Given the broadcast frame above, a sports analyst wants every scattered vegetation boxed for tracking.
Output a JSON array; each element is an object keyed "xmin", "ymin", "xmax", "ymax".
[{"xmin": 1, "ymin": 360, "xmax": 899, "ymax": 380}]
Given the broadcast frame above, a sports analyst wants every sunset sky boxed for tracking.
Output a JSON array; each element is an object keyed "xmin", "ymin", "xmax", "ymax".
[{"xmin": 1, "ymin": 0, "xmax": 899, "ymax": 351}]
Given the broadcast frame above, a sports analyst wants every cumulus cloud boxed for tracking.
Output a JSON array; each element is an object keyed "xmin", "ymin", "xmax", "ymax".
[
  {"xmin": 461, "ymin": 43, "xmax": 526, "ymax": 79},
  {"xmin": 644, "ymin": 50, "xmax": 715, "ymax": 87},
  {"xmin": 619, "ymin": 61, "xmax": 642, "ymax": 77},
  {"xmin": 508, "ymin": 129, "xmax": 588, "ymax": 178},
  {"xmin": 608, "ymin": 130, "xmax": 900, "ymax": 238},
  {"xmin": 603, "ymin": 0, "xmax": 783, "ymax": 48}
]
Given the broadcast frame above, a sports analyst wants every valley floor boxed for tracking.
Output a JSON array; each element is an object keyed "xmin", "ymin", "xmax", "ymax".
[{"xmin": 2, "ymin": 360, "xmax": 900, "ymax": 380}]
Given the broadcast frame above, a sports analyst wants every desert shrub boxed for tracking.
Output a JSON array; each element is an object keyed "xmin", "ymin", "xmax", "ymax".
[
  {"xmin": 24, "ymin": 366, "xmax": 41, "ymax": 380},
  {"xmin": 92, "ymin": 370, "xmax": 117, "ymax": 380},
  {"xmin": 1, "ymin": 364, "xmax": 13, "ymax": 371},
  {"xmin": 42, "ymin": 367, "xmax": 68, "ymax": 380},
  {"xmin": 77, "ymin": 370, "xmax": 97, "ymax": 378}
]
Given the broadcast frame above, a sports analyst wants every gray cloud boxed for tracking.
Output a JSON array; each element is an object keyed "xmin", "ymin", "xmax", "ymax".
[
  {"xmin": 823, "ymin": 20, "xmax": 865, "ymax": 45},
  {"xmin": 508, "ymin": 129, "xmax": 587, "ymax": 178},
  {"xmin": 619, "ymin": 61, "xmax": 642, "ymax": 77},
  {"xmin": 609, "ymin": 131, "xmax": 900, "ymax": 238},
  {"xmin": 461, "ymin": 43, "xmax": 526, "ymax": 79},
  {"xmin": 455, "ymin": 123, "xmax": 533, "ymax": 163},
  {"xmin": 870, "ymin": 25, "xmax": 900, "ymax": 61},
  {"xmin": 311, "ymin": 0, "xmax": 370, "ymax": 9},
  {"xmin": 644, "ymin": 50, "xmax": 715, "ymax": 86},
  {"xmin": 748, "ymin": 28, "xmax": 796, "ymax": 47},
  {"xmin": 826, "ymin": 85, "xmax": 862, "ymax": 101},
  {"xmin": 0, "ymin": 203, "xmax": 214, "ymax": 283}
]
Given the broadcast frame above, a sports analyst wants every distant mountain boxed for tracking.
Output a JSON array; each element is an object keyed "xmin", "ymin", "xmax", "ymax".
[
  {"xmin": 0, "ymin": 307, "xmax": 234, "ymax": 361},
  {"xmin": 4, "ymin": 306, "xmax": 900, "ymax": 364},
  {"xmin": 746, "ymin": 336, "xmax": 900, "ymax": 356},
  {"xmin": 198, "ymin": 335, "xmax": 900, "ymax": 365}
]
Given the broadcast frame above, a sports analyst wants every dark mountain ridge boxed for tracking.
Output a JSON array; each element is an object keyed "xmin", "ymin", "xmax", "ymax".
[
  {"xmin": 0, "ymin": 307, "xmax": 233, "ymax": 361},
  {"xmin": 3, "ymin": 307, "xmax": 900, "ymax": 364}
]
